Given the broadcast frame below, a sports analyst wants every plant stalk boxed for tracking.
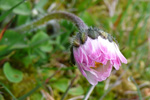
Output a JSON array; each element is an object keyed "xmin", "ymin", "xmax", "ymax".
[
  {"xmin": 83, "ymin": 85, "xmax": 95, "ymax": 100},
  {"xmin": 14, "ymin": 11, "xmax": 88, "ymax": 32}
]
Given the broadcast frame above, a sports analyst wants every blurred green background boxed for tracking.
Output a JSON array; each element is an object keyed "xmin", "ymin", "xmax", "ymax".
[{"xmin": 0, "ymin": 0, "xmax": 150, "ymax": 100}]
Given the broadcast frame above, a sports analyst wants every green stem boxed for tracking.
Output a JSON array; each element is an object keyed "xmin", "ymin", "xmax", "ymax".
[
  {"xmin": 83, "ymin": 85, "xmax": 95, "ymax": 100},
  {"xmin": 14, "ymin": 11, "xmax": 88, "ymax": 32},
  {"xmin": 130, "ymin": 77, "xmax": 143, "ymax": 100}
]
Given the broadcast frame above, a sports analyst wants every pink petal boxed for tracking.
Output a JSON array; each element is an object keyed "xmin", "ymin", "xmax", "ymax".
[
  {"xmin": 114, "ymin": 43, "xmax": 127, "ymax": 64},
  {"xmin": 98, "ymin": 54, "xmax": 108, "ymax": 65},
  {"xmin": 73, "ymin": 47, "xmax": 83, "ymax": 63},
  {"xmin": 83, "ymin": 37, "xmax": 101, "ymax": 60},
  {"xmin": 77, "ymin": 63, "xmax": 87, "ymax": 77},
  {"xmin": 112, "ymin": 56, "xmax": 121, "ymax": 70}
]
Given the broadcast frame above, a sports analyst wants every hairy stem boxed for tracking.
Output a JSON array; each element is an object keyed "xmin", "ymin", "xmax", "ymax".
[{"xmin": 14, "ymin": 11, "xmax": 88, "ymax": 32}]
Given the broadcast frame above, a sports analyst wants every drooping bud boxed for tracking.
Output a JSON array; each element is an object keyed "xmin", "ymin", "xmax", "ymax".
[
  {"xmin": 71, "ymin": 26, "xmax": 127, "ymax": 85},
  {"xmin": 87, "ymin": 27, "xmax": 99, "ymax": 39}
]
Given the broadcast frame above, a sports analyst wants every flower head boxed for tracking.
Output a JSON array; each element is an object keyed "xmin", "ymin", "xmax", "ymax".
[{"xmin": 71, "ymin": 27, "xmax": 127, "ymax": 85}]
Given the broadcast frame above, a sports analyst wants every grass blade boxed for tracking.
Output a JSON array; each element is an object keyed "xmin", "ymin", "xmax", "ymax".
[
  {"xmin": 18, "ymin": 67, "xmax": 62, "ymax": 100},
  {"xmin": 18, "ymin": 84, "xmax": 41, "ymax": 100},
  {"xmin": 130, "ymin": 76, "xmax": 143, "ymax": 100},
  {"xmin": 0, "ymin": 16, "xmax": 15, "ymax": 40},
  {"xmin": 61, "ymin": 75, "xmax": 78, "ymax": 100},
  {"xmin": 0, "ymin": 82, "xmax": 17, "ymax": 100},
  {"xmin": 0, "ymin": 0, "xmax": 26, "ymax": 22}
]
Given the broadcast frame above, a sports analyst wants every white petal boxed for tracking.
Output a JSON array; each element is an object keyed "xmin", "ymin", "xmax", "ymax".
[
  {"xmin": 85, "ymin": 71, "xmax": 98, "ymax": 85},
  {"xmin": 98, "ymin": 36, "xmax": 109, "ymax": 54}
]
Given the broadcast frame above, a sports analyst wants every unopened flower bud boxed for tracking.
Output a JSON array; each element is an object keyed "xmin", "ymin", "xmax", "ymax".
[{"xmin": 71, "ymin": 27, "xmax": 127, "ymax": 85}]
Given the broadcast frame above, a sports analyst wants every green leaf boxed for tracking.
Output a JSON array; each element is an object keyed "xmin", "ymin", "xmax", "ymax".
[
  {"xmin": 10, "ymin": 44, "xmax": 28, "ymax": 49},
  {"xmin": 0, "ymin": 30, "xmax": 26, "ymax": 45},
  {"xmin": 0, "ymin": 45, "xmax": 7, "ymax": 51},
  {"xmin": 0, "ymin": 0, "xmax": 26, "ymax": 22},
  {"xmin": 81, "ymin": 11, "xmax": 95, "ymax": 26},
  {"xmin": 29, "ymin": 92, "xmax": 43, "ymax": 100},
  {"xmin": 52, "ymin": 78, "xmax": 69, "ymax": 92},
  {"xmin": 40, "ymin": 43, "xmax": 53, "ymax": 52},
  {"xmin": 0, "ymin": 30, "xmax": 28, "ymax": 57},
  {"xmin": 77, "ymin": 0, "xmax": 92, "ymax": 12},
  {"xmin": 0, "ymin": 94, "xmax": 4, "ymax": 100},
  {"xmin": 16, "ymin": 15, "xmax": 30, "ymax": 26},
  {"xmin": 30, "ymin": 31, "xmax": 53, "ymax": 52},
  {"xmin": 69, "ymin": 85, "xmax": 84, "ymax": 96},
  {"xmin": 3, "ymin": 62, "xmax": 23, "ymax": 83},
  {"xmin": 0, "ymin": 0, "xmax": 31, "ymax": 16},
  {"xmin": 22, "ymin": 55, "xmax": 37, "ymax": 67},
  {"xmin": 18, "ymin": 84, "xmax": 42, "ymax": 100},
  {"xmin": 34, "ymin": 0, "xmax": 48, "ymax": 13},
  {"xmin": 0, "ymin": 30, "xmax": 27, "ymax": 50}
]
